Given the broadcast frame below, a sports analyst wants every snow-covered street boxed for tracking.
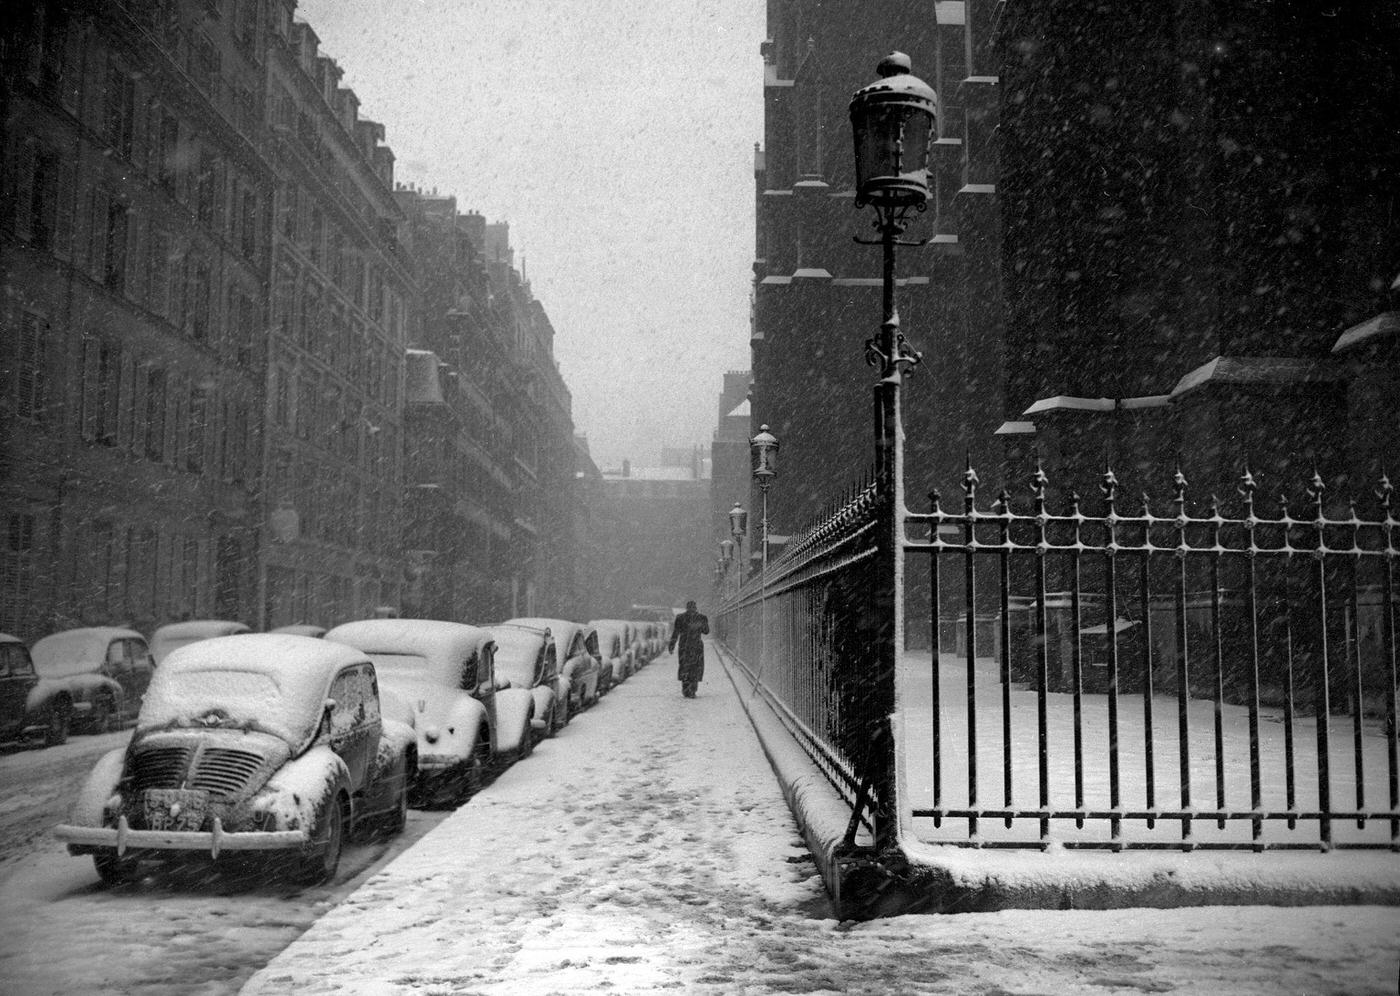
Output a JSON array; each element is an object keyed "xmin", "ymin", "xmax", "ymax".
[{"xmin": 238, "ymin": 648, "xmax": 1399, "ymax": 996}]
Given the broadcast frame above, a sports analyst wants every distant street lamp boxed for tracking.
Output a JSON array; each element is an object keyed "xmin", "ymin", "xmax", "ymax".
[
  {"xmin": 750, "ymin": 425, "xmax": 779, "ymax": 682},
  {"xmin": 729, "ymin": 501, "xmax": 748, "ymax": 656}
]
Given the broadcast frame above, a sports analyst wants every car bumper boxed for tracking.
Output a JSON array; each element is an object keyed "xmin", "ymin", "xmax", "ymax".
[{"xmin": 55, "ymin": 815, "xmax": 307, "ymax": 858}]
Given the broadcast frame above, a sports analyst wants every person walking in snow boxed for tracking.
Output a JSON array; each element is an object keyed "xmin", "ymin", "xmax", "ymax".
[{"xmin": 669, "ymin": 600, "xmax": 709, "ymax": 698}]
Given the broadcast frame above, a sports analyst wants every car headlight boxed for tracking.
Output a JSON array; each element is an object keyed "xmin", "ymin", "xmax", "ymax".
[{"xmin": 423, "ymin": 725, "xmax": 440, "ymax": 744}]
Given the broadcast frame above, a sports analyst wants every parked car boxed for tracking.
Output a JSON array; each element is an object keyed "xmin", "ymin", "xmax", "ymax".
[
  {"xmin": 54, "ymin": 633, "xmax": 415, "ymax": 886},
  {"xmin": 30, "ymin": 627, "xmax": 154, "ymax": 732},
  {"xmin": 588, "ymin": 620, "xmax": 633, "ymax": 690},
  {"xmin": 488, "ymin": 624, "xmax": 563, "ymax": 739},
  {"xmin": 0, "ymin": 633, "xmax": 73, "ymax": 746},
  {"xmin": 502, "ymin": 618, "xmax": 601, "ymax": 714},
  {"xmin": 324, "ymin": 619, "xmax": 534, "ymax": 806},
  {"xmin": 150, "ymin": 619, "xmax": 251, "ymax": 664},
  {"xmin": 270, "ymin": 624, "xmax": 327, "ymax": 639}
]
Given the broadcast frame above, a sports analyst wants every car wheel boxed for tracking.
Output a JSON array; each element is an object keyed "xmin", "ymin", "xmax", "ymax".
[
  {"xmin": 382, "ymin": 774, "xmax": 408, "ymax": 837},
  {"xmin": 519, "ymin": 722, "xmax": 534, "ymax": 759},
  {"xmin": 44, "ymin": 700, "xmax": 71, "ymax": 747},
  {"xmin": 94, "ymin": 851, "xmax": 142, "ymax": 886},
  {"xmin": 90, "ymin": 694, "xmax": 116, "ymax": 735},
  {"xmin": 297, "ymin": 793, "xmax": 348, "ymax": 885},
  {"xmin": 458, "ymin": 750, "xmax": 484, "ymax": 803},
  {"xmin": 553, "ymin": 695, "xmax": 569, "ymax": 733}
]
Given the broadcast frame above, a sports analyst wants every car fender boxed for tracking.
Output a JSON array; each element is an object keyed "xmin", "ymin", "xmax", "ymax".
[
  {"xmin": 493, "ymin": 687, "xmax": 533, "ymax": 755},
  {"xmin": 530, "ymin": 685, "xmax": 555, "ymax": 725},
  {"xmin": 254, "ymin": 745, "xmax": 352, "ymax": 832},
  {"xmin": 371, "ymin": 718, "xmax": 416, "ymax": 793},
  {"xmin": 50, "ymin": 673, "xmax": 123, "ymax": 707},
  {"xmin": 69, "ymin": 748, "xmax": 128, "ymax": 828},
  {"xmin": 25, "ymin": 677, "xmax": 74, "ymax": 717},
  {"xmin": 431, "ymin": 696, "xmax": 488, "ymax": 762}
]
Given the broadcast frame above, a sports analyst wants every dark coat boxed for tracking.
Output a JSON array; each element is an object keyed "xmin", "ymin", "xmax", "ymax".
[{"xmin": 669, "ymin": 609, "xmax": 709, "ymax": 682}]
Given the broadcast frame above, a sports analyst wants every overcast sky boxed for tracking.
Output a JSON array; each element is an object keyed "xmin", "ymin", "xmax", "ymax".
[{"xmin": 296, "ymin": 0, "xmax": 763, "ymax": 472}]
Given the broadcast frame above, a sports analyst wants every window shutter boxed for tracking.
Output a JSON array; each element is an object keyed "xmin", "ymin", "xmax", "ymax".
[
  {"xmin": 80, "ymin": 335, "xmax": 99, "ymax": 441},
  {"xmin": 117, "ymin": 350, "xmax": 136, "ymax": 450},
  {"xmin": 9, "ymin": 140, "xmax": 36, "ymax": 241},
  {"xmin": 52, "ymin": 159, "xmax": 75, "ymax": 261}
]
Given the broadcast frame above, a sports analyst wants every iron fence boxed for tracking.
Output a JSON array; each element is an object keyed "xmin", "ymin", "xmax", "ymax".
[
  {"xmin": 716, "ymin": 473, "xmax": 885, "ymax": 838},
  {"xmin": 719, "ymin": 462, "xmax": 1399, "ymax": 855},
  {"xmin": 904, "ymin": 466, "xmax": 1399, "ymax": 851}
]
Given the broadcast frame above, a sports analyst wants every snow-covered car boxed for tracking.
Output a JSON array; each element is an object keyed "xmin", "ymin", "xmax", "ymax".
[
  {"xmin": 588, "ymin": 620, "xmax": 632, "ymax": 690},
  {"xmin": 502, "ymin": 618, "xmax": 601, "ymax": 714},
  {"xmin": 54, "ymin": 634, "xmax": 415, "ymax": 886},
  {"xmin": 489, "ymin": 624, "xmax": 563, "ymax": 739},
  {"xmin": 270, "ymin": 624, "xmax": 327, "ymax": 639},
  {"xmin": 323, "ymin": 619, "xmax": 534, "ymax": 805},
  {"xmin": 30, "ymin": 627, "xmax": 153, "ymax": 732},
  {"xmin": 150, "ymin": 619, "xmax": 251, "ymax": 664},
  {"xmin": 0, "ymin": 633, "xmax": 73, "ymax": 746}
]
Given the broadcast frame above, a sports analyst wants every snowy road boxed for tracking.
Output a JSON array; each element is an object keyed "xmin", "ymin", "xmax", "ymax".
[
  {"xmin": 241, "ymin": 649, "xmax": 1400, "ymax": 996},
  {"xmin": 0, "ymin": 736, "xmax": 453, "ymax": 996}
]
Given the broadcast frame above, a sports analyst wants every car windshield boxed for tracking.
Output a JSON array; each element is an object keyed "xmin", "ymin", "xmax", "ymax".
[
  {"xmin": 138, "ymin": 667, "xmax": 313, "ymax": 744},
  {"xmin": 30, "ymin": 632, "xmax": 106, "ymax": 677},
  {"xmin": 364, "ymin": 652, "xmax": 459, "ymax": 688}
]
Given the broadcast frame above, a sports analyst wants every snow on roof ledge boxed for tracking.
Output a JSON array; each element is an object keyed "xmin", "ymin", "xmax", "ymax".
[
  {"xmin": 994, "ymin": 420, "xmax": 1036, "ymax": 435},
  {"xmin": 1170, "ymin": 356, "xmax": 1343, "ymax": 398},
  {"xmin": 1023, "ymin": 396, "xmax": 1115, "ymax": 415},
  {"xmin": 1332, "ymin": 311, "xmax": 1400, "ymax": 353}
]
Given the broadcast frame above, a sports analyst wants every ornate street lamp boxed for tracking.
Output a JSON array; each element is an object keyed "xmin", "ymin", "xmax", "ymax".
[
  {"xmin": 729, "ymin": 501, "xmax": 748, "ymax": 597},
  {"xmin": 750, "ymin": 424, "xmax": 779, "ymax": 683},
  {"xmin": 719, "ymin": 537, "xmax": 735, "ymax": 570},
  {"xmin": 846, "ymin": 53, "xmax": 936, "ymax": 853},
  {"xmin": 849, "ymin": 51, "xmax": 935, "ymax": 478}
]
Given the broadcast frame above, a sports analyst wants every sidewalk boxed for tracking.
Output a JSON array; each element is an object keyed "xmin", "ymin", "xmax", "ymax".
[{"xmin": 241, "ymin": 646, "xmax": 1400, "ymax": 996}]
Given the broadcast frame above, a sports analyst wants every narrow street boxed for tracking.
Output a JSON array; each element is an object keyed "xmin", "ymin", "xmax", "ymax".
[{"xmin": 243, "ymin": 650, "xmax": 1400, "ymax": 996}]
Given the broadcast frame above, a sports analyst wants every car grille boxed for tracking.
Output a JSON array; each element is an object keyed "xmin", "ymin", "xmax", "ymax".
[
  {"xmin": 129, "ymin": 744, "xmax": 266, "ymax": 798},
  {"xmin": 130, "ymin": 746, "xmax": 193, "ymax": 792},
  {"xmin": 187, "ymin": 748, "xmax": 264, "ymax": 797}
]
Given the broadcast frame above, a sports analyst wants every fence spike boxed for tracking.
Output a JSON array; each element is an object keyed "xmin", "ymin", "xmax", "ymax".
[
  {"xmin": 1378, "ymin": 471, "xmax": 1393, "ymax": 513},
  {"xmin": 1308, "ymin": 469, "xmax": 1326, "ymax": 517},
  {"xmin": 1031, "ymin": 462, "xmax": 1049, "ymax": 499},
  {"xmin": 930, "ymin": 488, "xmax": 942, "ymax": 514},
  {"xmin": 1101, "ymin": 465, "xmax": 1119, "ymax": 504},
  {"xmin": 997, "ymin": 486, "xmax": 1012, "ymax": 515},
  {"xmin": 1069, "ymin": 489, "xmax": 1082, "ymax": 515},
  {"xmin": 963, "ymin": 461, "xmax": 979, "ymax": 500}
]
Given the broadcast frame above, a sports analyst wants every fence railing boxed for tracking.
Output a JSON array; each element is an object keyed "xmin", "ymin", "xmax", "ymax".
[
  {"xmin": 719, "ymin": 462, "xmax": 1399, "ymax": 855},
  {"xmin": 716, "ymin": 473, "xmax": 884, "ymax": 841}
]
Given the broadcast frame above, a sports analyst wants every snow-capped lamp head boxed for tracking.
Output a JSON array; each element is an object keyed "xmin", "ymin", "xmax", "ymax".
[{"xmin": 849, "ymin": 52, "xmax": 937, "ymax": 211}]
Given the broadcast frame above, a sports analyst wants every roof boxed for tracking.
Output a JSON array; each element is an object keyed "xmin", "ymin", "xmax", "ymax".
[
  {"xmin": 160, "ymin": 633, "xmax": 367, "ymax": 678},
  {"xmin": 324, "ymin": 619, "xmax": 495, "ymax": 663},
  {"xmin": 153, "ymin": 620, "xmax": 251, "ymax": 640},
  {"xmin": 1170, "ymin": 356, "xmax": 1343, "ymax": 398},
  {"xmin": 0, "ymin": 633, "xmax": 20, "ymax": 645},
  {"xmin": 31, "ymin": 628, "xmax": 146, "ymax": 676}
]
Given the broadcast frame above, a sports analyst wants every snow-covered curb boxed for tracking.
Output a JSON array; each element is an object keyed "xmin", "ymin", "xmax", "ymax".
[
  {"xmin": 715, "ymin": 642, "xmax": 1400, "ymax": 917},
  {"xmin": 712, "ymin": 642, "xmax": 863, "ymax": 915}
]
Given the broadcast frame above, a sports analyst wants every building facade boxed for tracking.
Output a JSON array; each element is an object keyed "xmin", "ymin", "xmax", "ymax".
[
  {"xmin": 394, "ymin": 190, "xmax": 583, "ymax": 623},
  {"xmin": 751, "ymin": 0, "xmax": 1005, "ymax": 533},
  {"xmin": 996, "ymin": 1, "xmax": 1400, "ymax": 500},
  {"xmin": 2, "ymin": 0, "xmax": 268, "ymax": 640},
  {"xmin": 2, "ymin": 0, "xmax": 593, "ymax": 641},
  {"xmin": 259, "ymin": 7, "xmax": 412, "ymax": 628}
]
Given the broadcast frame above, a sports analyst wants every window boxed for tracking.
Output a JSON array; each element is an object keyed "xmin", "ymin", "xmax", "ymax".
[
  {"xmin": 104, "ymin": 64, "xmax": 136, "ymax": 159},
  {"xmin": 273, "ymin": 367, "xmax": 290, "ymax": 427},
  {"xmin": 157, "ymin": 110, "xmax": 180, "ymax": 193},
  {"xmin": 146, "ymin": 226, "xmax": 168, "ymax": 316},
  {"xmin": 238, "ymin": 186, "xmax": 257, "ymax": 259},
  {"xmin": 196, "ymin": 154, "xmax": 218, "ymax": 228},
  {"xmin": 144, "ymin": 368, "xmax": 167, "ymax": 461},
  {"xmin": 5, "ymin": 311, "xmax": 47, "ymax": 423},
  {"xmin": 186, "ymin": 387, "xmax": 207, "ymax": 472},
  {"xmin": 103, "ymin": 198, "xmax": 128, "ymax": 293},
  {"xmin": 0, "ymin": 513, "xmax": 35, "ymax": 633},
  {"xmin": 282, "ymin": 186, "xmax": 300, "ymax": 239},
  {"xmin": 190, "ymin": 34, "xmax": 220, "ymax": 98},
  {"xmin": 182, "ymin": 536, "xmax": 200, "ymax": 616},
  {"xmin": 80, "ymin": 337, "xmax": 120, "ymax": 445},
  {"xmin": 188, "ymin": 259, "xmax": 211, "ymax": 341}
]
